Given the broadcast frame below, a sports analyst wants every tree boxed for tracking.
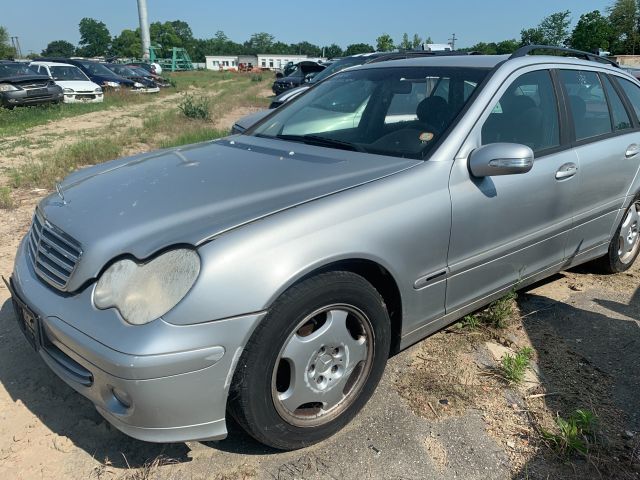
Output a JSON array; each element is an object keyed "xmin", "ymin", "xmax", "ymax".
[
  {"xmin": 569, "ymin": 10, "xmax": 612, "ymax": 52},
  {"xmin": 538, "ymin": 10, "xmax": 571, "ymax": 46},
  {"xmin": 376, "ymin": 33, "xmax": 394, "ymax": 52},
  {"xmin": 345, "ymin": 43, "xmax": 375, "ymax": 56},
  {"xmin": 150, "ymin": 21, "xmax": 184, "ymax": 56},
  {"xmin": 77, "ymin": 18, "xmax": 111, "ymax": 57},
  {"xmin": 323, "ymin": 43, "xmax": 343, "ymax": 58},
  {"xmin": 608, "ymin": 0, "xmax": 639, "ymax": 54},
  {"xmin": 111, "ymin": 29, "xmax": 141, "ymax": 58},
  {"xmin": 412, "ymin": 34, "xmax": 423, "ymax": 49},
  {"xmin": 399, "ymin": 33, "xmax": 412, "ymax": 50},
  {"xmin": 0, "ymin": 26, "xmax": 16, "ymax": 59},
  {"xmin": 468, "ymin": 42, "xmax": 498, "ymax": 54},
  {"xmin": 291, "ymin": 41, "xmax": 321, "ymax": 56},
  {"xmin": 520, "ymin": 27, "xmax": 545, "ymax": 46},
  {"xmin": 41, "ymin": 40, "xmax": 76, "ymax": 57},
  {"xmin": 245, "ymin": 32, "xmax": 275, "ymax": 54},
  {"xmin": 495, "ymin": 39, "xmax": 520, "ymax": 54}
]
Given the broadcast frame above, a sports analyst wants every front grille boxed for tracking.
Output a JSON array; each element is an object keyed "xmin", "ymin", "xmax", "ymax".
[
  {"xmin": 27, "ymin": 210, "xmax": 82, "ymax": 290},
  {"xmin": 20, "ymin": 81, "xmax": 49, "ymax": 89}
]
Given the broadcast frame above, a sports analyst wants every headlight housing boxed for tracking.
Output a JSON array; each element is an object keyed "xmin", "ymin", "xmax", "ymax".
[
  {"xmin": 0, "ymin": 83, "xmax": 18, "ymax": 92},
  {"xmin": 134, "ymin": 82, "xmax": 144, "ymax": 88},
  {"xmin": 63, "ymin": 88, "xmax": 74, "ymax": 93},
  {"xmin": 93, "ymin": 249, "xmax": 200, "ymax": 325},
  {"xmin": 104, "ymin": 81, "xmax": 120, "ymax": 88},
  {"xmin": 94, "ymin": 87, "xmax": 103, "ymax": 93}
]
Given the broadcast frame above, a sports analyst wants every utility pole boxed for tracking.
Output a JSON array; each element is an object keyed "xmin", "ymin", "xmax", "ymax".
[
  {"xmin": 448, "ymin": 33, "xmax": 457, "ymax": 51},
  {"xmin": 137, "ymin": 0, "xmax": 151, "ymax": 61},
  {"xmin": 10, "ymin": 36, "xmax": 23, "ymax": 59}
]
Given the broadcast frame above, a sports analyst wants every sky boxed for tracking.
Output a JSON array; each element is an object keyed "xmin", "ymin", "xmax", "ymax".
[{"xmin": 4, "ymin": 0, "xmax": 611, "ymax": 55}]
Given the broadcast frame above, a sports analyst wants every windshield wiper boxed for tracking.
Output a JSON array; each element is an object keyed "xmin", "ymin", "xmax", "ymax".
[{"xmin": 275, "ymin": 134, "xmax": 363, "ymax": 152}]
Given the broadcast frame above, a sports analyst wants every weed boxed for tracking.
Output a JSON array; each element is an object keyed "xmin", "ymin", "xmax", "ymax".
[
  {"xmin": 178, "ymin": 93, "xmax": 210, "ymax": 120},
  {"xmin": 0, "ymin": 186, "xmax": 14, "ymax": 209},
  {"xmin": 542, "ymin": 409, "xmax": 598, "ymax": 457},
  {"xmin": 460, "ymin": 314, "xmax": 481, "ymax": 329},
  {"xmin": 485, "ymin": 290, "xmax": 517, "ymax": 328},
  {"xmin": 251, "ymin": 74, "xmax": 263, "ymax": 82},
  {"xmin": 500, "ymin": 346, "xmax": 533, "ymax": 384}
]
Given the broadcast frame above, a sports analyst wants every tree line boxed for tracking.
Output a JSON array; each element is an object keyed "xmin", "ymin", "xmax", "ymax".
[{"xmin": 1, "ymin": 1, "xmax": 640, "ymax": 62}]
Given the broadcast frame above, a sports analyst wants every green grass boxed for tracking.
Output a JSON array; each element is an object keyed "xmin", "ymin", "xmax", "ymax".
[
  {"xmin": 459, "ymin": 314, "xmax": 481, "ymax": 329},
  {"xmin": 484, "ymin": 290, "xmax": 517, "ymax": 328},
  {"xmin": 542, "ymin": 409, "xmax": 598, "ymax": 457},
  {"xmin": 0, "ymin": 186, "xmax": 14, "ymax": 209},
  {"xmin": 6, "ymin": 72, "xmax": 272, "ymax": 190},
  {"xmin": 500, "ymin": 346, "xmax": 533, "ymax": 384},
  {"xmin": 159, "ymin": 128, "xmax": 228, "ymax": 149}
]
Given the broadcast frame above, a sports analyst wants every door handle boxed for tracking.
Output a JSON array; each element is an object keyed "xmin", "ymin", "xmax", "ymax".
[
  {"xmin": 556, "ymin": 162, "xmax": 578, "ymax": 180},
  {"xmin": 625, "ymin": 144, "xmax": 640, "ymax": 159}
]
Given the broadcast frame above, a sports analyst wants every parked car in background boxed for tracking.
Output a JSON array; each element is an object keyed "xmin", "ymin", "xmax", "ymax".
[
  {"xmin": 102, "ymin": 64, "xmax": 160, "ymax": 93},
  {"xmin": 124, "ymin": 65, "xmax": 171, "ymax": 88},
  {"xmin": 36, "ymin": 58, "xmax": 139, "ymax": 91},
  {"xmin": 0, "ymin": 62, "xmax": 63, "ymax": 108},
  {"xmin": 272, "ymin": 60, "xmax": 326, "ymax": 95},
  {"xmin": 30, "ymin": 61, "xmax": 103, "ymax": 104}
]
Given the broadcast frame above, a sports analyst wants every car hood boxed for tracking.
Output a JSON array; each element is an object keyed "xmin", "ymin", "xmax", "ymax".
[
  {"xmin": 234, "ymin": 109, "xmax": 271, "ymax": 131},
  {"xmin": 39, "ymin": 135, "xmax": 420, "ymax": 291},
  {"xmin": 55, "ymin": 80, "xmax": 100, "ymax": 91},
  {"xmin": 0, "ymin": 74, "xmax": 50, "ymax": 84}
]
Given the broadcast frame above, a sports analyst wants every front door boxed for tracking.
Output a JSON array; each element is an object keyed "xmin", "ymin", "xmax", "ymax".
[{"xmin": 446, "ymin": 67, "xmax": 579, "ymax": 314}]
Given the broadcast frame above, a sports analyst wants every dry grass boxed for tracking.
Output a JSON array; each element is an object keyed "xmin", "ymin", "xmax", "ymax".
[{"xmin": 6, "ymin": 72, "xmax": 271, "ymax": 190}]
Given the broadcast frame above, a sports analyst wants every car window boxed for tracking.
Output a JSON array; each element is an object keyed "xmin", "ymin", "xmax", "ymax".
[
  {"xmin": 482, "ymin": 70, "xmax": 560, "ymax": 153},
  {"xmin": 49, "ymin": 66, "xmax": 88, "ymax": 81},
  {"xmin": 252, "ymin": 66, "xmax": 489, "ymax": 160},
  {"xmin": 559, "ymin": 70, "xmax": 612, "ymax": 141},
  {"xmin": 602, "ymin": 75, "xmax": 632, "ymax": 131},
  {"xmin": 616, "ymin": 76, "xmax": 640, "ymax": 121},
  {"xmin": 0, "ymin": 63, "xmax": 40, "ymax": 77}
]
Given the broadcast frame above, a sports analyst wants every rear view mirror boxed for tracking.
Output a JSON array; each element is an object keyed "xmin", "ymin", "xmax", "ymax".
[
  {"xmin": 391, "ymin": 80, "xmax": 412, "ymax": 94},
  {"xmin": 469, "ymin": 143, "xmax": 534, "ymax": 177}
]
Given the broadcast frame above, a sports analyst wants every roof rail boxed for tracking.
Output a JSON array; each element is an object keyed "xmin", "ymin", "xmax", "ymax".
[
  {"xmin": 510, "ymin": 45, "xmax": 620, "ymax": 68},
  {"xmin": 367, "ymin": 50, "xmax": 470, "ymax": 64}
]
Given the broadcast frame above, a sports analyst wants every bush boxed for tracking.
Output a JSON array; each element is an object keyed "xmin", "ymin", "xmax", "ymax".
[
  {"xmin": 177, "ymin": 93, "xmax": 210, "ymax": 120},
  {"xmin": 250, "ymin": 74, "xmax": 263, "ymax": 82}
]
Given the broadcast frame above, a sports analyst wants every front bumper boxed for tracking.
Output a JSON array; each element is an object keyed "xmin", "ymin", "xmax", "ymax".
[
  {"xmin": 9, "ymin": 238, "xmax": 264, "ymax": 442},
  {"xmin": 1, "ymin": 89, "xmax": 64, "ymax": 107},
  {"xmin": 133, "ymin": 86, "xmax": 160, "ymax": 94},
  {"xmin": 63, "ymin": 93, "xmax": 104, "ymax": 104}
]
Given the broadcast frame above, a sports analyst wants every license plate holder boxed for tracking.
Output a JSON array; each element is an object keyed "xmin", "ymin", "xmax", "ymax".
[{"xmin": 2, "ymin": 277, "xmax": 40, "ymax": 351}]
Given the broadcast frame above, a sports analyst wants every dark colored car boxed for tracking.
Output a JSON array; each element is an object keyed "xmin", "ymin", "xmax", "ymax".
[
  {"xmin": 35, "ymin": 58, "xmax": 138, "ymax": 90},
  {"xmin": 0, "ymin": 62, "xmax": 63, "ymax": 108},
  {"xmin": 102, "ymin": 64, "xmax": 159, "ymax": 92},
  {"xmin": 272, "ymin": 61, "xmax": 327, "ymax": 95},
  {"xmin": 124, "ymin": 65, "xmax": 171, "ymax": 87},
  {"xmin": 127, "ymin": 62, "xmax": 158, "ymax": 75}
]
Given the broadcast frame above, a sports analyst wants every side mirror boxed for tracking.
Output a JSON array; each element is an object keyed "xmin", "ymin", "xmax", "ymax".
[{"xmin": 469, "ymin": 143, "xmax": 534, "ymax": 177}]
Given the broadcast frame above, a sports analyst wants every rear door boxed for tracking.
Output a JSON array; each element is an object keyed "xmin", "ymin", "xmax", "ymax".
[
  {"xmin": 446, "ymin": 67, "xmax": 579, "ymax": 313},
  {"xmin": 559, "ymin": 69, "xmax": 640, "ymax": 259}
]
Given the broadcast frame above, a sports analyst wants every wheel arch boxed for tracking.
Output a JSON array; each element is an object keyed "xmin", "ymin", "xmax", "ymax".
[{"xmin": 268, "ymin": 258, "xmax": 404, "ymax": 357}]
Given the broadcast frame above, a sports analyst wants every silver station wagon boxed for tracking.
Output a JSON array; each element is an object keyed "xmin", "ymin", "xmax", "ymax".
[{"xmin": 7, "ymin": 46, "xmax": 640, "ymax": 450}]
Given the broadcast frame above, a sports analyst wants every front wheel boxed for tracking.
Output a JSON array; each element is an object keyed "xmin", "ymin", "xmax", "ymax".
[
  {"xmin": 600, "ymin": 197, "xmax": 640, "ymax": 273},
  {"xmin": 228, "ymin": 271, "xmax": 391, "ymax": 450}
]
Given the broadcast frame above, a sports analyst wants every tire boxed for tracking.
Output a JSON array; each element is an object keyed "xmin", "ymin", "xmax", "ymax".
[
  {"xmin": 228, "ymin": 271, "xmax": 391, "ymax": 450},
  {"xmin": 599, "ymin": 195, "xmax": 640, "ymax": 273}
]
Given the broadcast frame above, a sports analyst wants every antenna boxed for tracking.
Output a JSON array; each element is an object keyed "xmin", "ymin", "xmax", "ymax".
[
  {"xmin": 448, "ymin": 33, "xmax": 457, "ymax": 51},
  {"xmin": 10, "ymin": 36, "xmax": 23, "ymax": 58},
  {"xmin": 137, "ymin": 0, "xmax": 151, "ymax": 61}
]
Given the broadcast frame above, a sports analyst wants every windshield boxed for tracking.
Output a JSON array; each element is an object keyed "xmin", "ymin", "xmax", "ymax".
[
  {"xmin": 107, "ymin": 64, "xmax": 137, "ymax": 77},
  {"xmin": 0, "ymin": 63, "xmax": 40, "ymax": 78},
  {"xmin": 251, "ymin": 66, "xmax": 488, "ymax": 160},
  {"xmin": 79, "ymin": 61, "xmax": 117, "ymax": 77},
  {"xmin": 49, "ymin": 65, "xmax": 88, "ymax": 81},
  {"xmin": 309, "ymin": 56, "xmax": 369, "ymax": 83},
  {"xmin": 130, "ymin": 67, "xmax": 150, "ymax": 76}
]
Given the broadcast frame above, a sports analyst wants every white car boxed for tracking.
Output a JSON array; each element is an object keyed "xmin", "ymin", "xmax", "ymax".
[{"xmin": 30, "ymin": 61, "xmax": 104, "ymax": 104}]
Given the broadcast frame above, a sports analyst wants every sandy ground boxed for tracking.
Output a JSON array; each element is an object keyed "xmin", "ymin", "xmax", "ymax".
[{"xmin": 0, "ymin": 92, "xmax": 638, "ymax": 479}]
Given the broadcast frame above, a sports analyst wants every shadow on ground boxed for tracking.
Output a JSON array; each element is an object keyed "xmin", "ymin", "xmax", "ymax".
[
  {"xmin": 516, "ymin": 274, "xmax": 639, "ymax": 478},
  {"xmin": 0, "ymin": 298, "xmax": 281, "ymax": 470}
]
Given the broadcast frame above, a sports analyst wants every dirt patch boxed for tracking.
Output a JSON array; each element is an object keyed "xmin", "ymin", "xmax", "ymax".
[{"xmin": 395, "ymin": 264, "xmax": 640, "ymax": 479}]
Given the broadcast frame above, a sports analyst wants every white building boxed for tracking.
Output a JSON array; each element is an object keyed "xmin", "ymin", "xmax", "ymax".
[
  {"xmin": 205, "ymin": 55, "xmax": 238, "ymax": 71},
  {"xmin": 256, "ymin": 54, "xmax": 308, "ymax": 70}
]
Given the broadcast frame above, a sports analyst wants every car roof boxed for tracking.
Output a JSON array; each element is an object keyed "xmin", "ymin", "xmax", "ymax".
[
  {"xmin": 31, "ymin": 61, "xmax": 79, "ymax": 68},
  {"xmin": 349, "ymin": 53, "xmax": 626, "ymax": 75}
]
